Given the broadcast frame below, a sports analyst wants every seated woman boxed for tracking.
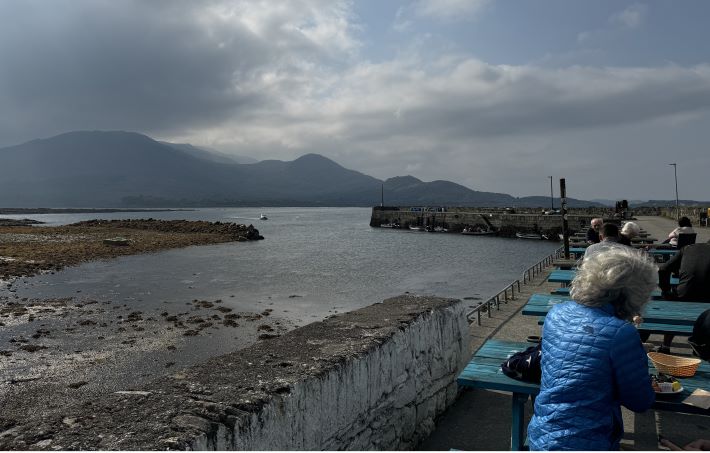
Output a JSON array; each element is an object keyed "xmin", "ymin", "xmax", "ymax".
[
  {"xmin": 664, "ymin": 216, "xmax": 694, "ymax": 246},
  {"xmin": 619, "ymin": 221, "xmax": 640, "ymax": 246},
  {"xmin": 527, "ymin": 247, "xmax": 657, "ymax": 451}
]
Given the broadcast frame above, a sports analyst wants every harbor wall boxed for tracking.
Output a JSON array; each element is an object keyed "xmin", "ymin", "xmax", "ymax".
[
  {"xmin": 370, "ymin": 206, "xmax": 596, "ymax": 238},
  {"xmin": 7, "ymin": 296, "xmax": 470, "ymax": 451}
]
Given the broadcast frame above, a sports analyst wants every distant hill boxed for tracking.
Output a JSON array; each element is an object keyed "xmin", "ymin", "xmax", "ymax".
[
  {"xmin": 631, "ymin": 200, "xmax": 710, "ymax": 207},
  {"xmin": 0, "ymin": 130, "xmax": 609, "ymax": 208},
  {"xmin": 158, "ymin": 141, "xmax": 258, "ymax": 165}
]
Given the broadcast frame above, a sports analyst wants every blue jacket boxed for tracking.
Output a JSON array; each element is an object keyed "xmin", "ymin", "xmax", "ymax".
[{"xmin": 527, "ymin": 301, "xmax": 655, "ymax": 451}]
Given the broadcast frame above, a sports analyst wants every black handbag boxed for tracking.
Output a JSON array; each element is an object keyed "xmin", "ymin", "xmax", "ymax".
[{"xmin": 501, "ymin": 343, "xmax": 542, "ymax": 383}]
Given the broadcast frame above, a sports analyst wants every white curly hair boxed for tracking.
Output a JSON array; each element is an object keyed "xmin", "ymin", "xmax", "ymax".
[
  {"xmin": 621, "ymin": 221, "xmax": 640, "ymax": 238},
  {"xmin": 570, "ymin": 246, "xmax": 658, "ymax": 321}
]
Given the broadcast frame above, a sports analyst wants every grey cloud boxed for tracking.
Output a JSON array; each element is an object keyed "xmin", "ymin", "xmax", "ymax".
[{"xmin": 0, "ymin": 0, "xmax": 355, "ymax": 146}]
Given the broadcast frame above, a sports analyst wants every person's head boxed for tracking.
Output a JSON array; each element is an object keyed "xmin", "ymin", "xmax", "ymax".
[
  {"xmin": 590, "ymin": 218, "xmax": 603, "ymax": 230},
  {"xmin": 621, "ymin": 221, "xmax": 640, "ymax": 238},
  {"xmin": 679, "ymin": 216, "xmax": 692, "ymax": 228},
  {"xmin": 600, "ymin": 222, "xmax": 619, "ymax": 240},
  {"xmin": 570, "ymin": 246, "xmax": 657, "ymax": 321}
]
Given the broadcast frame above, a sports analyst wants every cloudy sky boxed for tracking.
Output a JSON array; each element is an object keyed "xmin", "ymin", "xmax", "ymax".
[{"xmin": 2, "ymin": 0, "xmax": 710, "ymax": 201}]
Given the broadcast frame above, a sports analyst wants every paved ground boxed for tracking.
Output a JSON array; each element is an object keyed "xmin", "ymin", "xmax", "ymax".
[
  {"xmin": 635, "ymin": 215, "xmax": 710, "ymax": 245},
  {"xmin": 420, "ymin": 216, "xmax": 710, "ymax": 451}
]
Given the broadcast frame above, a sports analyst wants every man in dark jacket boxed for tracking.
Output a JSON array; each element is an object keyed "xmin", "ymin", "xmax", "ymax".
[
  {"xmin": 586, "ymin": 218, "xmax": 603, "ymax": 244},
  {"xmin": 659, "ymin": 241, "xmax": 710, "ymax": 302},
  {"xmin": 689, "ymin": 308, "xmax": 710, "ymax": 361},
  {"xmin": 656, "ymin": 241, "xmax": 710, "ymax": 352}
]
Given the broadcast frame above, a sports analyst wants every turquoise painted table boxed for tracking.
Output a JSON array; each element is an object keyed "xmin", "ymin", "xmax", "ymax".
[
  {"xmin": 457, "ymin": 339, "xmax": 710, "ymax": 451},
  {"xmin": 551, "ymin": 287, "xmax": 663, "ymax": 299},
  {"xmin": 523, "ymin": 294, "xmax": 706, "ymax": 326},
  {"xmin": 548, "ymin": 269, "xmax": 679, "ymax": 286},
  {"xmin": 568, "ymin": 247, "xmax": 678, "ymax": 260}
]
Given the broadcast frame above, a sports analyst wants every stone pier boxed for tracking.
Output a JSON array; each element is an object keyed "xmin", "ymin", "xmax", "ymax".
[
  {"xmin": 370, "ymin": 206, "xmax": 596, "ymax": 238},
  {"xmin": 0, "ymin": 295, "xmax": 469, "ymax": 450}
]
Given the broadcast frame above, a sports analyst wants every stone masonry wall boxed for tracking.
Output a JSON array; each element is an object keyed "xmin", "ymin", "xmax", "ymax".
[
  {"xmin": 370, "ymin": 206, "xmax": 594, "ymax": 238},
  {"xmin": 2, "ymin": 296, "xmax": 470, "ymax": 450}
]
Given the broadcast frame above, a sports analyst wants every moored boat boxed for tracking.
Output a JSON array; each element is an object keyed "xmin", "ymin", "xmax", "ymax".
[
  {"xmin": 516, "ymin": 232, "xmax": 548, "ymax": 240},
  {"xmin": 259, "ymin": 214, "xmax": 268, "ymax": 220},
  {"xmin": 462, "ymin": 227, "xmax": 496, "ymax": 236}
]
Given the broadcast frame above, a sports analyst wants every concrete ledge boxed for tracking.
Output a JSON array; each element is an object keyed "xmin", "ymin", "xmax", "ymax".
[{"xmin": 1, "ymin": 295, "xmax": 469, "ymax": 450}]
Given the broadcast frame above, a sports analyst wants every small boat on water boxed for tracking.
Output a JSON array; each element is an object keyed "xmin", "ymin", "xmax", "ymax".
[
  {"xmin": 409, "ymin": 225, "xmax": 424, "ymax": 231},
  {"xmin": 259, "ymin": 214, "xmax": 268, "ymax": 220},
  {"xmin": 516, "ymin": 232, "xmax": 548, "ymax": 240},
  {"xmin": 462, "ymin": 227, "xmax": 496, "ymax": 236},
  {"xmin": 379, "ymin": 222, "xmax": 401, "ymax": 228}
]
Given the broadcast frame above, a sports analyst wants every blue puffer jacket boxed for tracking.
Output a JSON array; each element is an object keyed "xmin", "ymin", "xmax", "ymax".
[{"xmin": 527, "ymin": 301, "xmax": 655, "ymax": 451}]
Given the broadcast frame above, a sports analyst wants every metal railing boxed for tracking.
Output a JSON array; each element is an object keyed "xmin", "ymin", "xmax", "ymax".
[{"xmin": 466, "ymin": 246, "xmax": 564, "ymax": 325}]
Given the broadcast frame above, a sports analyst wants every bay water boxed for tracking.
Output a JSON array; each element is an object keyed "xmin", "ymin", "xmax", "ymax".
[{"xmin": 2, "ymin": 207, "xmax": 558, "ymax": 323}]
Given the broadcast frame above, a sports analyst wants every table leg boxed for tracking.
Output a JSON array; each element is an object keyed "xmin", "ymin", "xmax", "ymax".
[{"xmin": 511, "ymin": 392, "xmax": 529, "ymax": 451}]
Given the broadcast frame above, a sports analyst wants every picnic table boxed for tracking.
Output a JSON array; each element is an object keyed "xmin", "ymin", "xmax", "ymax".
[
  {"xmin": 457, "ymin": 339, "xmax": 710, "ymax": 450},
  {"xmin": 551, "ymin": 287, "xmax": 663, "ymax": 299},
  {"xmin": 523, "ymin": 294, "xmax": 705, "ymax": 326},
  {"xmin": 568, "ymin": 247, "xmax": 678, "ymax": 259},
  {"xmin": 548, "ymin": 269, "xmax": 679, "ymax": 286}
]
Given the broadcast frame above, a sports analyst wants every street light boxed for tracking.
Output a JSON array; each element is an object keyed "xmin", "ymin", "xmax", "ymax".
[
  {"xmin": 669, "ymin": 163, "xmax": 679, "ymax": 220},
  {"xmin": 548, "ymin": 176, "xmax": 554, "ymax": 211}
]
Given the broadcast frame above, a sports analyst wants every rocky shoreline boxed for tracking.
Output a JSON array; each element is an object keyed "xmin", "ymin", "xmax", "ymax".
[
  {"xmin": 0, "ymin": 208, "xmax": 189, "ymax": 214},
  {"xmin": 0, "ymin": 219, "xmax": 280, "ymax": 444},
  {"xmin": 0, "ymin": 218, "xmax": 263, "ymax": 280}
]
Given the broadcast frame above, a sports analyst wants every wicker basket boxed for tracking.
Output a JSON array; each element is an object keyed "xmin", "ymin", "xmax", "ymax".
[{"xmin": 648, "ymin": 352, "xmax": 701, "ymax": 377}]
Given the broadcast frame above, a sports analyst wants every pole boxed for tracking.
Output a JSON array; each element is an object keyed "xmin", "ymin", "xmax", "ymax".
[
  {"xmin": 549, "ymin": 176, "xmax": 554, "ymax": 210},
  {"xmin": 381, "ymin": 183, "xmax": 384, "ymax": 207},
  {"xmin": 560, "ymin": 178, "xmax": 569, "ymax": 259},
  {"xmin": 669, "ymin": 163, "xmax": 679, "ymax": 220}
]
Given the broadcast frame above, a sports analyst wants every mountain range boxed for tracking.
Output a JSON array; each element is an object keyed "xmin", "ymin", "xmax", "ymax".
[{"xmin": 0, "ymin": 130, "xmax": 677, "ymax": 208}]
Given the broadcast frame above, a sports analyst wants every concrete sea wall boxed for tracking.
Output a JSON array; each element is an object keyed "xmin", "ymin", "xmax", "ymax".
[
  {"xmin": 3, "ymin": 296, "xmax": 470, "ymax": 450},
  {"xmin": 370, "ymin": 206, "xmax": 596, "ymax": 238}
]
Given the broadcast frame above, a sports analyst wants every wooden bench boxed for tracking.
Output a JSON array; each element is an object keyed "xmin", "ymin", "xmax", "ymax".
[{"xmin": 457, "ymin": 339, "xmax": 539, "ymax": 450}]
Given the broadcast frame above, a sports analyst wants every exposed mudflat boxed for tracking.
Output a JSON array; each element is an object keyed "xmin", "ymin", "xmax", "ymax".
[
  {"xmin": 0, "ymin": 218, "xmax": 262, "ymax": 280},
  {"xmin": 0, "ymin": 219, "xmax": 277, "ymax": 442}
]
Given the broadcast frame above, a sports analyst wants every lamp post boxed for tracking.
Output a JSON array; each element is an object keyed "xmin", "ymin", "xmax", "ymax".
[
  {"xmin": 669, "ymin": 163, "xmax": 679, "ymax": 220},
  {"xmin": 548, "ymin": 176, "xmax": 554, "ymax": 211}
]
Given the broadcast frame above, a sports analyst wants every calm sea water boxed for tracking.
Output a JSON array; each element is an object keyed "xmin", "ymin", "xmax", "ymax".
[
  {"xmin": 2, "ymin": 207, "xmax": 559, "ymax": 322},
  {"xmin": 0, "ymin": 207, "xmax": 559, "ymax": 396}
]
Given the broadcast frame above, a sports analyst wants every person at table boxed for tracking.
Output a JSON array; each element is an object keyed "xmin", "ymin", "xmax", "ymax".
[
  {"xmin": 655, "ymin": 241, "xmax": 710, "ymax": 353},
  {"xmin": 527, "ymin": 246, "xmax": 657, "ymax": 451},
  {"xmin": 663, "ymin": 216, "xmax": 694, "ymax": 246},
  {"xmin": 586, "ymin": 217, "xmax": 603, "ymax": 244},
  {"xmin": 688, "ymin": 308, "xmax": 710, "ymax": 361},
  {"xmin": 619, "ymin": 221, "xmax": 640, "ymax": 246},
  {"xmin": 585, "ymin": 222, "xmax": 628, "ymax": 256}
]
